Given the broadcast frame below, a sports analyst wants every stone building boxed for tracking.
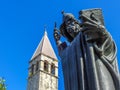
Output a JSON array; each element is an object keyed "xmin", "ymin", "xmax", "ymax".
[{"xmin": 27, "ymin": 31, "xmax": 58, "ymax": 90}]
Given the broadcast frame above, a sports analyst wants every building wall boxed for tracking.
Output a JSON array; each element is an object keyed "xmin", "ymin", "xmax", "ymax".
[
  {"xmin": 39, "ymin": 72, "xmax": 58, "ymax": 90},
  {"xmin": 27, "ymin": 54, "xmax": 58, "ymax": 90},
  {"xmin": 27, "ymin": 72, "xmax": 40, "ymax": 90}
]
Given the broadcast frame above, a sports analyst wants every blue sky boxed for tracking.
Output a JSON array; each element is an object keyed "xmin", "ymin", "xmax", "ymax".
[{"xmin": 0, "ymin": 0, "xmax": 120, "ymax": 90}]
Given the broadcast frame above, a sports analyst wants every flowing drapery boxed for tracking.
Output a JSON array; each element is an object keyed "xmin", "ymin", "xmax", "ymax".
[{"xmin": 59, "ymin": 32, "xmax": 120, "ymax": 90}]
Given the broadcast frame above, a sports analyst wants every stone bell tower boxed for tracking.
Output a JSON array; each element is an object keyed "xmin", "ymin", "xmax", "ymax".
[{"xmin": 27, "ymin": 31, "xmax": 58, "ymax": 90}]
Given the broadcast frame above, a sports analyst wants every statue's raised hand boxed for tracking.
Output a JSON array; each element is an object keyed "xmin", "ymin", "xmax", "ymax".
[{"xmin": 54, "ymin": 28, "xmax": 61, "ymax": 42}]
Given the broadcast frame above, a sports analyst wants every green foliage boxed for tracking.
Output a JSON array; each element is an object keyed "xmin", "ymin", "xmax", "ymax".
[{"xmin": 0, "ymin": 78, "xmax": 6, "ymax": 90}]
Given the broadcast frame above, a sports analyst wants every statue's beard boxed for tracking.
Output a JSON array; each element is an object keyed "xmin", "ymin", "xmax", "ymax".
[
  {"xmin": 67, "ymin": 28, "xmax": 75, "ymax": 38},
  {"xmin": 66, "ymin": 25, "xmax": 80, "ymax": 38}
]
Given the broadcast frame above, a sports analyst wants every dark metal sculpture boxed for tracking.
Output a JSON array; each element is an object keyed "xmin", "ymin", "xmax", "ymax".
[{"xmin": 54, "ymin": 8, "xmax": 120, "ymax": 90}]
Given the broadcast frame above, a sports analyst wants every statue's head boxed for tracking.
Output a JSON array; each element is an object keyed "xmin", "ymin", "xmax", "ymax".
[
  {"xmin": 62, "ymin": 11, "xmax": 75, "ymax": 24},
  {"xmin": 60, "ymin": 11, "xmax": 81, "ymax": 42}
]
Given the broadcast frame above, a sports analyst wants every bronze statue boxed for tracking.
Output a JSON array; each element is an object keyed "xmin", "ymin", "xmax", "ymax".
[{"xmin": 54, "ymin": 8, "xmax": 120, "ymax": 90}]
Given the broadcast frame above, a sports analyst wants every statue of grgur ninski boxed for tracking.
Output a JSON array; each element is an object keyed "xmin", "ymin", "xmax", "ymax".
[{"xmin": 54, "ymin": 8, "xmax": 120, "ymax": 90}]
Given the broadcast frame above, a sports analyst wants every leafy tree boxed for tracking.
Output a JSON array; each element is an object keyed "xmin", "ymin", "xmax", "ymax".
[{"xmin": 0, "ymin": 78, "xmax": 6, "ymax": 90}]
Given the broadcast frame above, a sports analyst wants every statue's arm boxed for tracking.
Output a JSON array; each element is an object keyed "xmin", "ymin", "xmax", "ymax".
[
  {"xmin": 82, "ymin": 20, "xmax": 116, "ymax": 58},
  {"xmin": 54, "ymin": 27, "xmax": 67, "ymax": 52}
]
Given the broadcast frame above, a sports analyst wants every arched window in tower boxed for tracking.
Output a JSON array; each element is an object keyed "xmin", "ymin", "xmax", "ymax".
[
  {"xmin": 51, "ymin": 63, "xmax": 55, "ymax": 75},
  {"xmin": 44, "ymin": 61, "xmax": 49, "ymax": 72},
  {"xmin": 31, "ymin": 64, "xmax": 34, "ymax": 75},
  {"xmin": 36, "ymin": 61, "xmax": 39, "ymax": 71}
]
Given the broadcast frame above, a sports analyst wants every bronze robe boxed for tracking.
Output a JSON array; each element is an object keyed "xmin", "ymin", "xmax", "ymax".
[{"xmin": 59, "ymin": 32, "xmax": 120, "ymax": 90}]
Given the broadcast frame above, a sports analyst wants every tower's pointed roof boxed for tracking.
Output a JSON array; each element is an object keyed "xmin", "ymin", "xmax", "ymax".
[{"xmin": 31, "ymin": 31, "xmax": 57, "ymax": 60}]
